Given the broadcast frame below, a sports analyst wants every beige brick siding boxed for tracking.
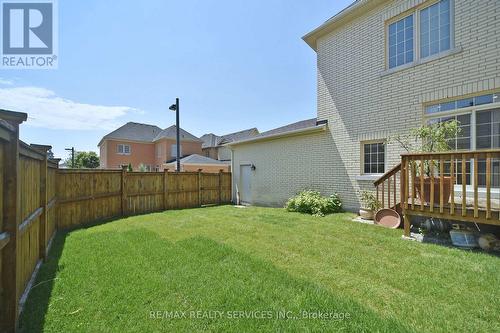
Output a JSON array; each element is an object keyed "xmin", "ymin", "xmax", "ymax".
[
  {"xmin": 315, "ymin": 0, "xmax": 500, "ymax": 210},
  {"xmin": 232, "ymin": 130, "xmax": 343, "ymax": 207},
  {"xmin": 231, "ymin": 0, "xmax": 499, "ymax": 211}
]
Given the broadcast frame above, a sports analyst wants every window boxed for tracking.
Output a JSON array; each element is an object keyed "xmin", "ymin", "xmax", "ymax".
[
  {"xmin": 420, "ymin": 0, "xmax": 451, "ymax": 58},
  {"xmin": 171, "ymin": 144, "xmax": 182, "ymax": 158},
  {"xmin": 156, "ymin": 145, "xmax": 162, "ymax": 158},
  {"xmin": 386, "ymin": 0, "xmax": 453, "ymax": 70},
  {"xmin": 429, "ymin": 114, "xmax": 471, "ymax": 150},
  {"xmin": 425, "ymin": 93, "xmax": 500, "ymax": 114},
  {"xmin": 426, "ymin": 92, "xmax": 500, "ymax": 187},
  {"xmin": 363, "ymin": 142, "xmax": 385, "ymax": 174},
  {"xmin": 117, "ymin": 144, "xmax": 130, "ymax": 155},
  {"xmin": 388, "ymin": 15, "xmax": 414, "ymax": 68}
]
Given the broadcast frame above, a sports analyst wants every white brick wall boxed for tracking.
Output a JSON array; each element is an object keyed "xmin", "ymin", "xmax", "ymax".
[
  {"xmin": 232, "ymin": 0, "xmax": 500, "ymax": 211},
  {"xmin": 232, "ymin": 130, "xmax": 342, "ymax": 207}
]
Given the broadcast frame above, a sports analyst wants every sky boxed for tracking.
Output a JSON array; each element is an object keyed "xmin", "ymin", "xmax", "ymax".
[{"xmin": 0, "ymin": 0, "xmax": 352, "ymax": 159}]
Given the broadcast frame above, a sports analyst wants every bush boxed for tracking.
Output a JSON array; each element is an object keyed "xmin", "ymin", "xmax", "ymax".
[{"xmin": 285, "ymin": 190, "xmax": 342, "ymax": 217}]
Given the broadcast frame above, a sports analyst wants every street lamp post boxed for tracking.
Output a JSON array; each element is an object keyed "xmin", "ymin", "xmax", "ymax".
[{"xmin": 169, "ymin": 98, "xmax": 181, "ymax": 172}]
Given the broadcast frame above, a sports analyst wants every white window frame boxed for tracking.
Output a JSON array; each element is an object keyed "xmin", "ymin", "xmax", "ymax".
[
  {"xmin": 361, "ymin": 140, "xmax": 387, "ymax": 175},
  {"xmin": 117, "ymin": 144, "xmax": 131, "ymax": 155},
  {"xmin": 385, "ymin": 0, "xmax": 455, "ymax": 70},
  {"xmin": 425, "ymin": 96, "xmax": 500, "ymax": 190}
]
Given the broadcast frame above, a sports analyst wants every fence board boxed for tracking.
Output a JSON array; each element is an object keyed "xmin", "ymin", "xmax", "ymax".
[
  {"xmin": 17, "ymin": 155, "xmax": 42, "ymax": 300},
  {"xmin": 55, "ymin": 170, "xmax": 232, "ymax": 229},
  {"xmin": 0, "ymin": 105, "xmax": 232, "ymax": 331}
]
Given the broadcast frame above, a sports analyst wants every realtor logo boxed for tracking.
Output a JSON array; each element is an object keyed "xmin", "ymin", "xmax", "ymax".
[{"xmin": 1, "ymin": 0, "xmax": 58, "ymax": 69}]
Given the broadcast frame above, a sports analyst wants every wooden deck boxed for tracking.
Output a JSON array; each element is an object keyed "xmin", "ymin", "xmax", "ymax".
[{"xmin": 374, "ymin": 150, "xmax": 500, "ymax": 236}]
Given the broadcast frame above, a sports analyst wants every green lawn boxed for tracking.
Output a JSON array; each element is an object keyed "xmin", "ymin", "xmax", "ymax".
[{"xmin": 20, "ymin": 206, "xmax": 500, "ymax": 332}]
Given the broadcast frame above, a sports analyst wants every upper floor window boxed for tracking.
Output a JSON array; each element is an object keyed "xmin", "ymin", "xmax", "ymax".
[
  {"xmin": 171, "ymin": 144, "xmax": 182, "ymax": 158},
  {"xmin": 388, "ymin": 15, "xmax": 414, "ymax": 68},
  {"xmin": 117, "ymin": 144, "xmax": 130, "ymax": 155},
  {"xmin": 156, "ymin": 145, "xmax": 162, "ymax": 158},
  {"xmin": 387, "ymin": 0, "xmax": 453, "ymax": 70},
  {"xmin": 420, "ymin": 0, "xmax": 451, "ymax": 58}
]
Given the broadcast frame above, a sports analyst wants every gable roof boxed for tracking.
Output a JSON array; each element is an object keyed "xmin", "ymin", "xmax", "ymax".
[
  {"xmin": 303, "ymin": 0, "xmax": 388, "ymax": 51},
  {"xmin": 228, "ymin": 118, "xmax": 327, "ymax": 146},
  {"xmin": 99, "ymin": 122, "xmax": 162, "ymax": 146},
  {"xmin": 98, "ymin": 122, "xmax": 200, "ymax": 146},
  {"xmin": 165, "ymin": 154, "xmax": 228, "ymax": 165},
  {"xmin": 200, "ymin": 128, "xmax": 259, "ymax": 148},
  {"xmin": 153, "ymin": 125, "xmax": 201, "ymax": 142}
]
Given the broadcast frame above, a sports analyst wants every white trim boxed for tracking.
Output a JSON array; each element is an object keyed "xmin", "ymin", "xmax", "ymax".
[
  {"xmin": 227, "ymin": 124, "xmax": 327, "ymax": 147},
  {"xmin": 356, "ymin": 174, "xmax": 384, "ymax": 181},
  {"xmin": 381, "ymin": 46, "xmax": 461, "ymax": 76}
]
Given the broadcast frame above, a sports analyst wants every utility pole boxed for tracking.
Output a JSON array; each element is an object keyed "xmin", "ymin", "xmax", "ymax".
[
  {"xmin": 65, "ymin": 147, "xmax": 75, "ymax": 168},
  {"xmin": 169, "ymin": 98, "xmax": 181, "ymax": 172}
]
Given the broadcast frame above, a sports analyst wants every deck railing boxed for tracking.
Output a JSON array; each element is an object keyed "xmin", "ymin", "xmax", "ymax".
[
  {"xmin": 374, "ymin": 163, "xmax": 401, "ymax": 210},
  {"xmin": 401, "ymin": 150, "xmax": 500, "ymax": 236}
]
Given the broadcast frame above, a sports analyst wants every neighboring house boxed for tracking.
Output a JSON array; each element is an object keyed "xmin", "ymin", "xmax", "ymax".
[
  {"xmin": 229, "ymin": 0, "xmax": 500, "ymax": 210},
  {"xmin": 164, "ymin": 154, "xmax": 230, "ymax": 173},
  {"xmin": 200, "ymin": 128, "xmax": 259, "ymax": 162},
  {"xmin": 98, "ymin": 122, "xmax": 203, "ymax": 171}
]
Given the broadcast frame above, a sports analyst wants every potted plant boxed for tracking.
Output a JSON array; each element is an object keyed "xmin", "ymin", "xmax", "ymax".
[
  {"xmin": 392, "ymin": 120, "xmax": 460, "ymax": 204},
  {"xmin": 359, "ymin": 190, "xmax": 381, "ymax": 220}
]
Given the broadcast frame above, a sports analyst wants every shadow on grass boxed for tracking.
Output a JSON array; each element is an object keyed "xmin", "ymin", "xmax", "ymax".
[
  {"xmin": 18, "ymin": 228, "xmax": 413, "ymax": 332},
  {"xmin": 18, "ymin": 231, "xmax": 67, "ymax": 333}
]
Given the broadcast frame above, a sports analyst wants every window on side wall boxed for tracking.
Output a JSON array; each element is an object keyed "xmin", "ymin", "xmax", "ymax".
[
  {"xmin": 117, "ymin": 144, "xmax": 131, "ymax": 155},
  {"xmin": 388, "ymin": 15, "xmax": 414, "ymax": 69},
  {"xmin": 386, "ymin": 0, "xmax": 453, "ymax": 70},
  {"xmin": 420, "ymin": 0, "xmax": 451, "ymax": 58},
  {"xmin": 171, "ymin": 144, "xmax": 182, "ymax": 158},
  {"xmin": 362, "ymin": 142, "xmax": 386, "ymax": 174}
]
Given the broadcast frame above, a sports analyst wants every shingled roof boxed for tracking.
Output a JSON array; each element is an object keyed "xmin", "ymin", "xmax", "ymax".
[
  {"xmin": 153, "ymin": 125, "xmax": 201, "ymax": 142},
  {"xmin": 165, "ymin": 154, "xmax": 228, "ymax": 165},
  {"xmin": 227, "ymin": 118, "xmax": 327, "ymax": 146},
  {"xmin": 98, "ymin": 122, "xmax": 200, "ymax": 146},
  {"xmin": 200, "ymin": 128, "xmax": 258, "ymax": 148}
]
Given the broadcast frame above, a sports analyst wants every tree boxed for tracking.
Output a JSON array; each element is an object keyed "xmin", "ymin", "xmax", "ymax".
[{"xmin": 65, "ymin": 151, "xmax": 100, "ymax": 169}]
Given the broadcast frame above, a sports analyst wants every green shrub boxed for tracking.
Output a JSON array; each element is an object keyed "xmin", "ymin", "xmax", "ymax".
[{"xmin": 285, "ymin": 190, "xmax": 342, "ymax": 217}]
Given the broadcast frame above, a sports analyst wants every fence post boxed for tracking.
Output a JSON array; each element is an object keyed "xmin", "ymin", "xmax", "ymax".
[
  {"xmin": 0, "ymin": 110, "xmax": 27, "ymax": 332},
  {"xmin": 36, "ymin": 146, "xmax": 50, "ymax": 261},
  {"xmin": 198, "ymin": 170, "xmax": 202, "ymax": 207},
  {"xmin": 163, "ymin": 169, "xmax": 168, "ymax": 210},
  {"xmin": 121, "ymin": 165, "xmax": 128, "ymax": 216},
  {"xmin": 218, "ymin": 170, "xmax": 223, "ymax": 205}
]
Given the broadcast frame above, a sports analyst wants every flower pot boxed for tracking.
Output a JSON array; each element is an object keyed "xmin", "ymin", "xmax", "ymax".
[
  {"xmin": 359, "ymin": 208, "xmax": 374, "ymax": 220},
  {"xmin": 414, "ymin": 176, "xmax": 452, "ymax": 205}
]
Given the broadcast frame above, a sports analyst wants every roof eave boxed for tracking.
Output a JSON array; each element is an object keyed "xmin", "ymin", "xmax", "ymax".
[
  {"xmin": 226, "ymin": 124, "xmax": 327, "ymax": 147},
  {"xmin": 302, "ymin": 0, "xmax": 388, "ymax": 51}
]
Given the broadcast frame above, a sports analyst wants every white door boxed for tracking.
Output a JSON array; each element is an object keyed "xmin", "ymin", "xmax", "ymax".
[{"xmin": 239, "ymin": 165, "xmax": 252, "ymax": 204}]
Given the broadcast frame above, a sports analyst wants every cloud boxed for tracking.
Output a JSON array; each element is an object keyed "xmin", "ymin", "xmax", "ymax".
[
  {"xmin": 0, "ymin": 86, "xmax": 140, "ymax": 130},
  {"xmin": 0, "ymin": 78, "xmax": 14, "ymax": 85}
]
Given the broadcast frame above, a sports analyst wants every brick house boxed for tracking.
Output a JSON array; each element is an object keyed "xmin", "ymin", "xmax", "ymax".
[
  {"xmin": 98, "ymin": 122, "xmax": 204, "ymax": 171},
  {"xmin": 229, "ymin": 0, "xmax": 500, "ymax": 210}
]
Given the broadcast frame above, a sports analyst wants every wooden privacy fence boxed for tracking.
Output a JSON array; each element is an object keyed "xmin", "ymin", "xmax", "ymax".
[
  {"xmin": 0, "ymin": 109, "xmax": 232, "ymax": 332},
  {"xmin": 0, "ymin": 111, "xmax": 58, "ymax": 332},
  {"xmin": 56, "ymin": 168, "xmax": 232, "ymax": 229}
]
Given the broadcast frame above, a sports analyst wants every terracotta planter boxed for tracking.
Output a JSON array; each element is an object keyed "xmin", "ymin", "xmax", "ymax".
[
  {"xmin": 359, "ymin": 208, "xmax": 374, "ymax": 220},
  {"xmin": 414, "ymin": 176, "xmax": 452, "ymax": 204}
]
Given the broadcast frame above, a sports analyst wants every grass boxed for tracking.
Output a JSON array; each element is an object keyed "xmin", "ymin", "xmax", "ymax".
[{"xmin": 19, "ymin": 206, "xmax": 500, "ymax": 332}]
